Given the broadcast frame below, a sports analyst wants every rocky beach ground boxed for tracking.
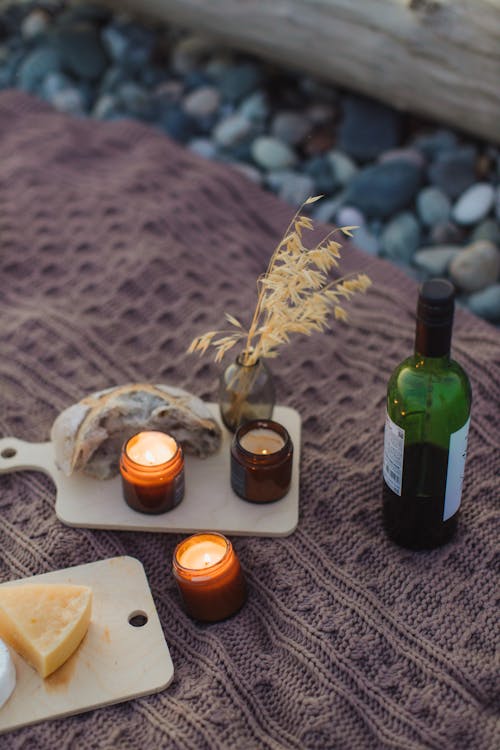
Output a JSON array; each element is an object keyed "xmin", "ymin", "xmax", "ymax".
[{"xmin": 1, "ymin": 1, "xmax": 500, "ymax": 324}]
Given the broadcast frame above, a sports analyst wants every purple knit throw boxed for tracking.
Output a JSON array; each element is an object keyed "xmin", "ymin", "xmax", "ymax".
[{"xmin": 0, "ymin": 91, "xmax": 498, "ymax": 750}]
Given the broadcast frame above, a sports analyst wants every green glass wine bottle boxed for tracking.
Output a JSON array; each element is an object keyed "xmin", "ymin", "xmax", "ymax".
[{"xmin": 382, "ymin": 279, "xmax": 472, "ymax": 550}]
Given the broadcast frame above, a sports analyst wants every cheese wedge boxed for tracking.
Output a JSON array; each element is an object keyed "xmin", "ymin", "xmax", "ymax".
[{"xmin": 0, "ymin": 583, "xmax": 92, "ymax": 678}]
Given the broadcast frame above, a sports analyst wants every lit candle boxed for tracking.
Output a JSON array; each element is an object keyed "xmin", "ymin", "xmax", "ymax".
[
  {"xmin": 120, "ymin": 431, "xmax": 184, "ymax": 514},
  {"xmin": 231, "ymin": 419, "xmax": 293, "ymax": 503},
  {"xmin": 172, "ymin": 532, "xmax": 247, "ymax": 622}
]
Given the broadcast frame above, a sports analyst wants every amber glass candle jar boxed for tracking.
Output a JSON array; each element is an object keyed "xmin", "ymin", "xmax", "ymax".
[
  {"xmin": 120, "ymin": 431, "xmax": 184, "ymax": 514},
  {"xmin": 231, "ymin": 419, "xmax": 293, "ymax": 503},
  {"xmin": 172, "ymin": 532, "xmax": 247, "ymax": 622}
]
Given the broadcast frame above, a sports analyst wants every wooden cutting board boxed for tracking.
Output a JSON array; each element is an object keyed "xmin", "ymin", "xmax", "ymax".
[
  {"xmin": 0, "ymin": 404, "xmax": 301, "ymax": 537},
  {"xmin": 0, "ymin": 557, "xmax": 174, "ymax": 734}
]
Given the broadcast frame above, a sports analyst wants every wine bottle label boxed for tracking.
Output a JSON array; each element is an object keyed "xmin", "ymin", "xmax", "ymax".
[
  {"xmin": 443, "ymin": 416, "xmax": 470, "ymax": 521},
  {"xmin": 383, "ymin": 413, "xmax": 405, "ymax": 495}
]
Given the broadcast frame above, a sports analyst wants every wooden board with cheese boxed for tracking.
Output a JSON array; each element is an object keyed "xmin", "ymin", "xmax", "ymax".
[{"xmin": 0, "ymin": 557, "xmax": 174, "ymax": 734}]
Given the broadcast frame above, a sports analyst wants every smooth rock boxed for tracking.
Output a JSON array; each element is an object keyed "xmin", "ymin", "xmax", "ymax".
[
  {"xmin": 327, "ymin": 150, "xmax": 358, "ymax": 186},
  {"xmin": 381, "ymin": 212, "xmax": 421, "ymax": 263},
  {"xmin": 467, "ymin": 284, "xmax": 500, "ymax": 321},
  {"xmin": 158, "ymin": 105, "xmax": 196, "ymax": 143},
  {"xmin": 228, "ymin": 161, "xmax": 262, "ymax": 184},
  {"xmin": 251, "ymin": 136, "xmax": 297, "ymax": 171},
  {"xmin": 17, "ymin": 46, "xmax": 62, "ymax": 91},
  {"xmin": 40, "ymin": 71, "xmax": 74, "ymax": 99},
  {"xmin": 271, "ymin": 111, "xmax": 310, "ymax": 146},
  {"xmin": 53, "ymin": 24, "xmax": 108, "ymax": 80},
  {"xmin": 238, "ymin": 90, "xmax": 269, "ymax": 123},
  {"xmin": 267, "ymin": 171, "xmax": 314, "ymax": 207},
  {"xmin": 344, "ymin": 161, "xmax": 421, "ymax": 218},
  {"xmin": 306, "ymin": 103, "xmax": 336, "ymax": 126},
  {"xmin": 51, "ymin": 86, "xmax": 85, "ymax": 114},
  {"xmin": 413, "ymin": 246, "xmax": 461, "ymax": 276},
  {"xmin": 350, "ymin": 225, "xmax": 379, "ymax": 256},
  {"xmin": 452, "ymin": 183, "xmax": 495, "ymax": 226},
  {"xmin": 21, "ymin": 9, "xmax": 50, "ymax": 39},
  {"xmin": 336, "ymin": 206, "xmax": 365, "ymax": 229},
  {"xmin": 428, "ymin": 147, "xmax": 476, "ymax": 199},
  {"xmin": 188, "ymin": 138, "xmax": 218, "ymax": 160},
  {"xmin": 413, "ymin": 129, "xmax": 458, "ymax": 159},
  {"xmin": 379, "ymin": 148, "xmax": 426, "ymax": 169},
  {"xmin": 203, "ymin": 54, "xmax": 233, "ymax": 81},
  {"xmin": 154, "ymin": 79, "xmax": 184, "ymax": 104},
  {"xmin": 118, "ymin": 82, "xmax": 156, "ymax": 120},
  {"xmin": 213, "ymin": 114, "xmax": 253, "ymax": 148},
  {"xmin": 312, "ymin": 195, "xmax": 345, "ymax": 224},
  {"xmin": 449, "ymin": 241, "xmax": 500, "ymax": 292},
  {"xmin": 339, "ymin": 95, "xmax": 401, "ymax": 161},
  {"xmin": 303, "ymin": 156, "xmax": 338, "ymax": 194},
  {"xmin": 218, "ymin": 63, "xmax": 261, "ymax": 103},
  {"xmin": 183, "ymin": 85, "xmax": 220, "ymax": 118},
  {"xmin": 92, "ymin": 93, "xmax": 119, "ymax": 119},
  {"xmin": 471, "ymin": 219, "xmax": 500, "ymax": 246},
  {"xmin": 101, "ymin": 22, "xmax": 155, "ymax": 71},
  {"xmin": 430, "ymin": 221, "xmax": 466, "ymax": 245},
  {"xmin": 416, "ymin": 186, "xmax": 451, "ymax": 227}
]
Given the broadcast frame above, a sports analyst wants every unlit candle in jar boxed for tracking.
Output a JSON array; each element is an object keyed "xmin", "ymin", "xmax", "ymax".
[
  {"xmin": 239, "ymin": 428, "xmax": 285, "ymax": 455},
  {"xmin": 126, "ymin": 431, "xmax": 177, "ymax": 466}
]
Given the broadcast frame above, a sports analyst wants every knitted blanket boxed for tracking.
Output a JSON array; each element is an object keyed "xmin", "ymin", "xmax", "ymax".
[{"xmin": 0, "ymin": 91, "xmax": 498, "ymax": 750}]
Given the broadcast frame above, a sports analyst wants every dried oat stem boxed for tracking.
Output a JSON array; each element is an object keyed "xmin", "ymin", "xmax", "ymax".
[{"xmin": 187, "ymin": 196, "xmax": 372, "ymax": 365}]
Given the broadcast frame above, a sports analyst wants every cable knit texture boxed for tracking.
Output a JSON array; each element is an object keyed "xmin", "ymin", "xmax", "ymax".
[{"xmin": 0, "ymin": 91, "xmax": 498, "ymax": 750}]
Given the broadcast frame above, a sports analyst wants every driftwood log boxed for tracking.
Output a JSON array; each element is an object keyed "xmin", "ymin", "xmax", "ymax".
[{"xmin": 101, "ymin": 0, "xmax": 500, "ymax": 143}]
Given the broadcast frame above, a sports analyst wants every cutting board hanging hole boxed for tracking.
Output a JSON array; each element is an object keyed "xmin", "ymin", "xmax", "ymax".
[{"xmin": 128, "ymin": 610, "xmax": 148, "ymax": 627}]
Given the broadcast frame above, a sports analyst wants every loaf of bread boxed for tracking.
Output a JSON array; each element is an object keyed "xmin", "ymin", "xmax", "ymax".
[{"xmin": 51, "ymin": 383, "xmax": 222, "ymax": 479}]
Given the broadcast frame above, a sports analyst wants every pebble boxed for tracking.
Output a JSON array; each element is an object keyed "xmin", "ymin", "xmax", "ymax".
[
  {"xmin": 251, "ymin": 136, "xmax": 297, "ymax": 171},
  {"xmin": 430, "ymin": 221, "xmax": 466, "ymax": 245},
  {"xmin": 413, "ymin": 129, "xmax": 458, "ymax": 159},
  {"xmin": 449, "ymin": 241, "xmax": 500, "ymax": 292},
  {"xmin": 183, "ymin": 85, "xmax": 220, "ymax": 118},
  {"xmin": 306, "ymin": 103, "xmax": 336, "ymax": 126},
  {"xmin": 53, "ymin": 25, "xmax": 108, "ymax": 80},
  {"xmin": 381, "ymin": 212, "xmax": 421, "ymax": 263},
  {"xmin": 159, "ymin": 106, "xmax": 196, "ymax": 143},
  {"xmin": 51, "ymin": 86, "xmax": 85, "ymax": 114},
  {"xmin": 312, "ymin": 194, "xmax": 346, "ymax": 224},
  {"xmin": 452, "ymin": 183, "xmax": 495, "ymax": 226},
  {"xmin": 428, "ymin": 147, "xmax": 476, "ymax": 199},
  {"xmin": 21, "ymin": 9, "xmax": 50, "ymax": 39},
  {"xmin": 344, "ymin": 161, "xmax": 421, "ymax": 218},
  {"xmin": 471, "ymin": 219, "xmax": 500, "ymax": 246},
  {"xmin": 379, "ymin": 148, "xmax": 426, "ymax": 169},
  {"xmin": 275, "ymin": 172, "xmax": 315, "ymax": 207},
  {"xmin": 188, "ymin": 138, "xmax": 218, "ymax": 160},
  {"xmin": 92, "ymin": 93, "xmax": 119, "ymax": 119},
  {"xmin": 218, "ymin": 63, "xmax": 261, "ymax": 103},
  {"xmin": 351, "ymin": 225, "xmax": 379, "ymax": 256},
  {"xmin": 303, "ymin": 156, "xmax": 338, "ymax": 194},
  {"xmin": 467, "ymin": 284, "xmax": 500, "ymax": 321},
  {"xmin": 117, "ymin": 82, "xmax": 155, "ymax": 120},
  {"xmin": 339, "ymin": 95, "xmax": 401, "ymax": 161},
  {"xmin": 336, "ymin": 206, "xmax": 365, "ymax": 229},
  {"xmin": 171, "ymin": 35, "xmax": 214, "ymax": 75},
  {"xmin": 327, "ymin": 150, "xmax": 358, "ymax": 186},
  {"xmin": 17, "ymin": 46, "xmax": 62, "ymax": 91},
  {"xmin": 228, "ymin": 161, "xmax": 262, "ymax": 184},
  {"xmin": 213, "ymin": 114, "xmax": 253, "ymax": 148},
  {"xmin": 416, "ymin": 186, "xmax": 451, "ymax": 227},
  {"xmin": 238, "ymin": 90, "xmax": 269, "ymax": 123},
  {"xmin": 413, "ymin": 246, "xmax": 461, "ymax": 276},
  {"xmin": 271, "ymin": 111, "xmax": 310, "ymax": 146}
]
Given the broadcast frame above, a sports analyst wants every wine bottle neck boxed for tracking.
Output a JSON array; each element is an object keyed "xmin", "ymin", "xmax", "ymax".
[{"xmin": 414, "ymin": 319, "xmax": 452, "ymax": 358}]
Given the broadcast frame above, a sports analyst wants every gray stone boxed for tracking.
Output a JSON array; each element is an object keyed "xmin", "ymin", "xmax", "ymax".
[
  {"xmin": 51, "ymin": 87, "xmax": 85, "ymax": 114},
  {"xmin": 171, "ymin": 35, "xmax": 215, "ymax": 75},
  {"xmin": 336, "ymin": 206, "xmax": 365, "ymax": 229},
  {"xmin": 118, "ymin": 82, "xmax": 156, "ymax": 119},
  {"xmin": 183, "ymin": 85, "xmax": 220, "ymax": 118},
  {"xmin": 379, "ymin": 148, "xmax": 426, "ymax": 169},
  {"xmin": 471, "ymin": 219, "xmax": 500, "ymax": 246},
  {"xmin": 271, "ymin": 111, "xmax": 311, "ymax": 146},
  {"xmin": 238, "ymin": 90, "xmax": 269, "ymax": 123},
  {"xmin": 449, "ymin": 241, "xmax": 500, "ymax": 292},
  {"xmin": 430, "ymin": 221, "xmax": 466, "ymax": 245},
  {"xmin": 227, "ymin": 161, "xmax": 262, "ymax": 184},
  {"xmin": 428, "ymin": 147, "xmax": 476, "ymax": 199},
  {"xmin": 327, "ymin": 150, "xmax": 358, "ymax": 186},
  {"xmin": 344, "ymin": 161, "xmax": 421, "ymax": 218},
  {"xmin": 101, "ymin": 22, "xmax": 155, "ymax": 71},
  {"xmin": 413, "ymin": 129, "xmax": 458, "ymax": 159},
  {"xmin": 416, "ymin": 186, "xmax": 451, "ymax": 227},
  {"xmin": 467, "ymin": 284, "xmax": 500, "ymax": 321},
  {"xmin": 158, "ymin": 105, "xmax": 196, "ymax": 143},
  {"xmin": 92, "ymin": 93, "xmax": 120, "ymax": 119},
  {"xmin": 204, "ymin": 54, "xmax": 233, "ymax": 81},
  {"xmin": 268, "ymin": 171, "xmax": 315, "ymax": 207},
  {"xmin": 351, "ymin": 225, "xmax": 379, "ymax": 256},
  {"xmin": 413, "ymin": 246, "xmax": 461, "ymax": 276},
  {"xmin": 213, "ymin": 114, "xmax": 253, "ymax": 148},
  {"xmin": 40, "ymin": 71, "xmax": 74, "ymax": 99},
  {"xmin": 306, "ymin": 103, "xmax": 336, "ymax": 126},
  {"xmin": 251, "ymin": 136, "xmax": 297, "ymax": 171},
  {"xmin": 21, "ymin": 9, "xmax": 50, "ymax": 39},
  {"xmin": 218, "ymin": 63, "xmax": 261, "ymax": 103},
  {"xmin": 53, "ymin": 25, "xmax": 108, "ymax": 80},
  {"xmin": 381, "ymin": 212, "xmax": 421, "ymax": 263},
  {"xmin": 339, "ymin": 95, "xmax": 401, "ymax": 161},
  {"xmin": 188, "ymin": 138, "xmax": 218, "ymax": 160},
  {"xmin": 303, "ymin": 156, "xmax": 338, "ymax": 194},
  {"xmin": 312, "ymin": 195, "xmax": 346, "ymax": 224},
  {"xmin": 18, "ymin": 46, "xmax": 62, "ymax": 91},
  {"xmin": 452, "ymin": 182, "xmax": 495, "ymax": 226}
]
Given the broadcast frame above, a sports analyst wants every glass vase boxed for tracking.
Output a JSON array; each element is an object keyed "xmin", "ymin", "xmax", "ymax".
[{"xmin": 219, "ymin": 355, "xmax": 275, "ymax": 432}]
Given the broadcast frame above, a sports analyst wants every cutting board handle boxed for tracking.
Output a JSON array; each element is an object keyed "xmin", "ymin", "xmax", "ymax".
[{"xmin": 0, "ymin": 437, "xmax": 56, "ymax": 477}]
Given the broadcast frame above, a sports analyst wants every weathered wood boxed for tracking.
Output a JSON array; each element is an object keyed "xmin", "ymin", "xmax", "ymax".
[{"xmin": 100, "ymin": 0, "xmax": 500, "ymax": 143}]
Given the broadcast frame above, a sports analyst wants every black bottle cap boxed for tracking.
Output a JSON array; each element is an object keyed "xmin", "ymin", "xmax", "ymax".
[{"xmin": 417, "ymin": 278, "xmax": 455, "ymax": 327}]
